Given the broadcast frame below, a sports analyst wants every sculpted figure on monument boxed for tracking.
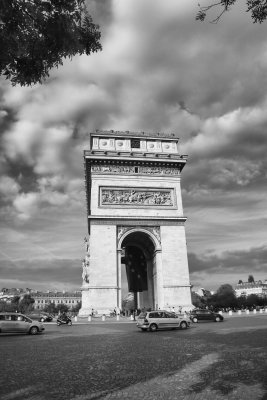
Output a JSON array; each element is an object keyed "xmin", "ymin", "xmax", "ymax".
[
  {"xmin": 84, "ymin": 236, "xmax": 90, "ymax": 254},
  {"xmin": 82, "ymin": 259, "xmax": 90, "ymax": 283},
  {"xmin": 82, "ymin": 236, "xmax": 90, "ymax": 283}
]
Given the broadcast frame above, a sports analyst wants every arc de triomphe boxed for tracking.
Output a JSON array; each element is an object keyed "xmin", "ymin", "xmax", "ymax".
[{"xmin": 79, "ymin": 130, "xmax": 192, "ymax": 316}]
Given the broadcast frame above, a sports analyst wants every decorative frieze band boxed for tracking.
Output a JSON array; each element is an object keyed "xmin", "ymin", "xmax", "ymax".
[
  {"xmin": 100, "ymin": 188, "xmax": 174, "ymax": 207},
  {"xmin": 92, "ymin": 165, "xmax": 135, "ymax": 174},
  {"xmin": 91, "ymin": 165, "xmax": 180, "ymax": 176},
  {"xmin": 139, "ymin": 166, "xmax": 180, "ymax": 175}
]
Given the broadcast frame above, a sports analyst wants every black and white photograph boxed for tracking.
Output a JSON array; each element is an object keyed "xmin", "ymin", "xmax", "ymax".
[{"xmin": 0, "ymin": 1, "xmax": 266, "ymax": 399}]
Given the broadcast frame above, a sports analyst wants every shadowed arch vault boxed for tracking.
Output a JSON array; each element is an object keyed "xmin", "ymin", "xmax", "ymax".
[{"xmin": 120, "ymin": 230, "xmax": 159, "ymax": 310}]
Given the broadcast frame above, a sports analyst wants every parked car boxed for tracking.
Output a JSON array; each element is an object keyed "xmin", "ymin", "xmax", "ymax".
[
  {"xmin": 137, "ymin": 310, "xmax": 191, "ymax": 332},
  {"xmin": 190, "ymin": 309, "xmax": 224, "ymax": 323},
  {"xmin": 26, "ymin": 312, "xmax": 53, "ymax": 322},
  {"xmin": 0, "ymin": 313, "xmax": 45, "ymax": 335}
]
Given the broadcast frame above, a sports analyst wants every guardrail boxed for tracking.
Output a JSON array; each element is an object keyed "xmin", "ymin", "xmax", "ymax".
[{"xmin": 225, "ymin": 309, "xmax": 267, "ymax": 316}]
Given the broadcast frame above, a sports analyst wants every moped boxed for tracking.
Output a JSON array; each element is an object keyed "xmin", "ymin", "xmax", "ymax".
[{"xmin": 56, "ymin": 316, "xmax": 72, "ymax": 326}]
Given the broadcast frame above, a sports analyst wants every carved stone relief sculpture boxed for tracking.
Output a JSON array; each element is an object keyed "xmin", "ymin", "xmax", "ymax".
[
  {"xmin": 82, "ymin": 236, "xmax": 90, "ymax": 284},
  {"xmin": 101, "ymin": 189, "xmax": 173, "ymax": 206}
]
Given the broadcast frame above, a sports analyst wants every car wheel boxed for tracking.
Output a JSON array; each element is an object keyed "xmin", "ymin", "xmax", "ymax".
[
  {"xmin": 29, "ymin": 326, "xmax": 38, "ymax": 335},
  {"xmin": 192, "ymin": 317, "xmax": 198, "ymax": 323},
  {"xmin": 57, "ymin": 322, "xmax": 61, "ymax": 326},
  {"xmin": 141, "ymin": 328, "xmax": 147, "ymax": 332},
  {"xmin": 180, "ymin": 321, "xmax": 188, "ymax": 329},
  {"xmin": 215, "ymin": 316, "xmax": 221, "ymax": 322},
  {"xmin": 40, "ymin": 318, "xmax": 45, "ymax": 322},
  {"xmin": 67, "ymin": 321, "xmax": 72, "ymax": 326},
  {"xmin": 149, "ymin": 323, "xmax": 158, "ymax": 332}
]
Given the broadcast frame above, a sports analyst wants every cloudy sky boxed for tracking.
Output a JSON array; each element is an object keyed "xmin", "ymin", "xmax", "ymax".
[{"xmin": 0, "ymin": 0, "xmax": 266, "ymax": 293}]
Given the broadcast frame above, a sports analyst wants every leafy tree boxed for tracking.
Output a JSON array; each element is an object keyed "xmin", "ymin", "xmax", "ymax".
[
  {"xmin": 248, "ymin": 274, "xmax": 255, "ymax": 283},
  {"xmin": 246, "ymin": 294, "xmax": 260, "ymax": 307},
  {"xmin": 196, "ymin": 0, "xmax": 267, "ymax": 24},
  {"xmin": 43, "ymin": 302, "xmax": 58, "ymax": 315},
  {"xmin": 236, "ymin": 295, "xmax": 247, "ymax": 309},
  {"xmin": 0, "ymin": 300, "xmax": 12, "ymax": 312},
  {"xmin": 238, "ymin": 279, "xmax": 243, "ymax": 284},
  {"xmin": 11, "ymin": 295, "xmax": 20, "ymax": 311},
  {"xmin": 18, "ymin": 294, "xmax": 35, "ymax": 313},
  {"xmin": 71, "ymin": 301, "xmax": 81, "ymax": 314},
  {"xmin": 211, "ymin": 284, "xmax": 237, "ymax": 309},
  {"xmin": 0, "ymin": 0, "xmax": 102, "ymax": 86},
  {"xmin": 191, "ymin": 291, "xmax": 207, "ymax": 308},
  {"xmin": 56, "ymin": 303, "xmax": 69, "ymax": 314}
]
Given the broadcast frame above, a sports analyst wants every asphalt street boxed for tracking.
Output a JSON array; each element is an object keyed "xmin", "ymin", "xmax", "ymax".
[{"xmin": 0, "ymin": 314, "xmax": 266, "ymax": 400}]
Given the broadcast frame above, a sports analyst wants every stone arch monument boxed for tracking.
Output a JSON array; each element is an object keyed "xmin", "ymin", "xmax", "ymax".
[{"xmin": 79, "ymin": 130, "xmax": 192, "ymax": 316}]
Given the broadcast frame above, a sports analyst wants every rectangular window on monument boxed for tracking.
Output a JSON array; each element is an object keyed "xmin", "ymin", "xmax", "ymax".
[{"xmin": 131, "ymin": 139, "xmax": 140, "ymax": 149}]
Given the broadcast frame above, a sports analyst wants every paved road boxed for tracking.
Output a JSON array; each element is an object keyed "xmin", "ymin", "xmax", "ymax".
[{"xmin": 0, "ymin": 315, "xmax": 266, "ymax": 400}]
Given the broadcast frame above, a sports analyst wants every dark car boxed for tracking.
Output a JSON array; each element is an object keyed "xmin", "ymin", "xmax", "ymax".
[
  {"xmin": 26, "ymin": 312, "xmax": 53, "ymax": 322},
  {"xmin": 190, "ymin": 309, "xmax": 224, "ymax": 323}
]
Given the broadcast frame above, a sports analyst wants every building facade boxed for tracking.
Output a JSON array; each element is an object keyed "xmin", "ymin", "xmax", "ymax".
[
  {"xmin": 0, "ymin": 288, "xmax": 81, "ymax": 310},
  {"xmin": 235, "ymin": 280, "xmax": 267, "ymax": 298},
  {"xmin": 31, "ymin": 291, "xmax": 81, "ymax": 310}
]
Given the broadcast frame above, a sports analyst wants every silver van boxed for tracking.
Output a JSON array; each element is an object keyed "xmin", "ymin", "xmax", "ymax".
[
  {"xmin": 0, "ymin": 313, "xmax": 45, "ymax": 335},
  {"xmin": 137, "ymin": 310, "xmax": 191, "ymax": 332}
]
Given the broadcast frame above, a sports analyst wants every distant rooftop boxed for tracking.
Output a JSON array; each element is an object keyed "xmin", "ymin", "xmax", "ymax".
[{"xmin": 235, "ymin": 280, "xmax": 267, "ymax": 289}]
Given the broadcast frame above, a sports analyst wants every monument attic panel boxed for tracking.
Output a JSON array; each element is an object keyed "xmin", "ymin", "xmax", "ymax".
[
  {"xmin": 90, "ymin": 131, "xmax": 179, "ymax": 154},
  {"xmin": 99, "ymin": 187, "xmax": 176, "ymax": 208},
  {"xmin": 92, "ymin": 138, "xmax": 178, "ymax": 153}
]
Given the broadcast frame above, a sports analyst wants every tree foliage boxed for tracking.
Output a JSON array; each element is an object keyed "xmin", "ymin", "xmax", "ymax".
[
  {"xmin": 248, "ymin": 274, "xmax": 255, "ymax": 282},
  {"xmin": 43, "ymin": 302, "xmax": 58, "ymax": 315},
  {"xmin": 43, "ymin": 301, "xmax": 81, "ymax": 314},
  {"xmin": 18, "ymin": 294, "xmax": 35, "ymax": 313},
  {"xmin": 209, "ymin": 284, "xmax": 238, "ymax": 309},
  {"xmin": 196, "ymin": 0, "xmax": 267, "ymax": 24},
  {"xmin": 191, "ymin": 291, "xmax": 207, "ymax": 308},
  {"xmin": 56, "ymin": 303, "xmax": 69, "ymax": 314},
  {"xmin": 1, "ymin": 294, "xmax": 35, "ymax": 313},
  {"xmin": 0, "ymin": 0, "xmax": 102, "ymax": 86}
]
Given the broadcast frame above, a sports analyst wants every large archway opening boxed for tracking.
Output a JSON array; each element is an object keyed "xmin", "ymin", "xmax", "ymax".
[{"xmin": 120, "ymin": 231, "xmax": 157, "ymax": 312}]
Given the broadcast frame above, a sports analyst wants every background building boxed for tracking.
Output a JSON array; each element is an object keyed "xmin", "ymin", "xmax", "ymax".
[
  {"xmin": 0, "ymin": 288, "xmax": 81, "ymax": 310},
  {"xmin": 235, "ymin": 280, "xmax": 267, "ymax": 297}
]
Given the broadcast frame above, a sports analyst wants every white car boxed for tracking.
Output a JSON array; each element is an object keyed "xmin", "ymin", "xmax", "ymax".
[
  {"xmin": 0, "ymin": 313, "xmax": 45, "ymax": 335},
  {"xmin": 137, "ymin": 310, "xmax": 190, "ymax": 332}
]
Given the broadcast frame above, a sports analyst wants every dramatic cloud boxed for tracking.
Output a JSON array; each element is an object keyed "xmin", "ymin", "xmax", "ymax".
[
  {"xmin": 189, "ymin": 246, "xmax": 267, "ymax": 289},
  {"xmin": 0, "ymin": 0, "xmax": 266, "ymax": 291},
  {"xmin": 0, "ymin": 259, "xmax": 81, "ymax": 291}
]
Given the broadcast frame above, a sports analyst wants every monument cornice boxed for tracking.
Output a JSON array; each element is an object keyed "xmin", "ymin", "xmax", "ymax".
[
  {"xmin": 88, "ymin": 216, "xmax": 187, "ymax": 226},
  {"xmin": 91, "ymin": 129, "xmax": 179, "ymax": 140},
  {"xmin": 84, "ymin": 150, "xmax": 187, "ymax": 163}
]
